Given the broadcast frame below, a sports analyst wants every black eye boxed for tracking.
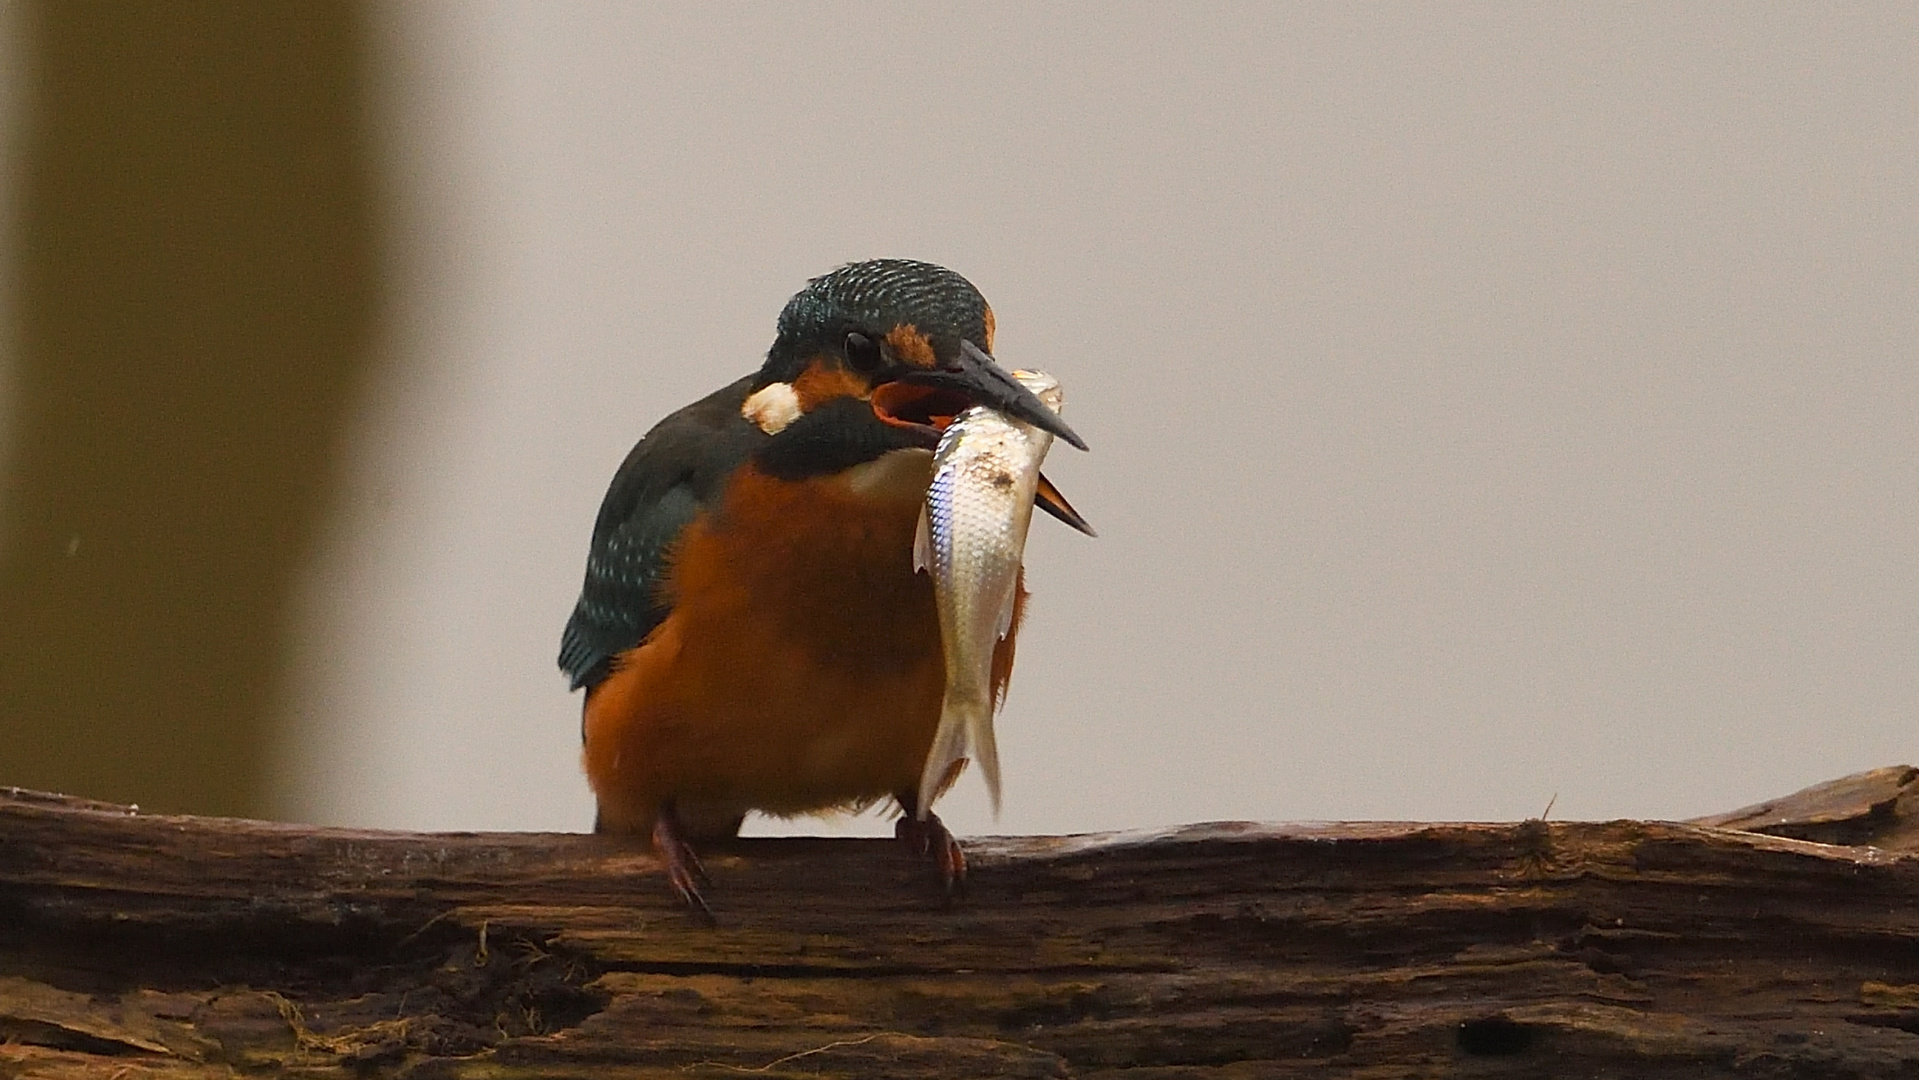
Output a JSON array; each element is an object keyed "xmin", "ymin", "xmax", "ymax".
[{"xmin": 844, "ymin": 331, "xmax": 883, "ymax": 373}]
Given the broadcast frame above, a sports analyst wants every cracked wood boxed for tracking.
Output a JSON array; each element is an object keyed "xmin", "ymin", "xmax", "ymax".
[{"xmin": 3, "ymin": 768, "xmax": 1919, "ymax": 1077}]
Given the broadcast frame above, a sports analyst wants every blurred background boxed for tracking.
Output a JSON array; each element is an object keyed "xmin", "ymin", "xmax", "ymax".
[{"xmin": 0, "ymin": 3, "xmax": 1913, "ymax": 837}]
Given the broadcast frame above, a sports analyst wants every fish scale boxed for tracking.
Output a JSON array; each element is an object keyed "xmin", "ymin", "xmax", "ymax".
[{"xmin": 913, "ymin": 370, "xmax": 1066, "ymax": 818}]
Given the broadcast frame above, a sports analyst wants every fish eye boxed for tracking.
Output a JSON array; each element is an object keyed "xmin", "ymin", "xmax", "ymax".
[{"xmin": 844, "ymin": 331, "xmax": 883, "ymax": 374}]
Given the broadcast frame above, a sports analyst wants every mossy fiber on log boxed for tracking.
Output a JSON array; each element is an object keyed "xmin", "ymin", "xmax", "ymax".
[{"xmin": 4, "ymin": 769, "xmax": 1919, "ymax": 1077}]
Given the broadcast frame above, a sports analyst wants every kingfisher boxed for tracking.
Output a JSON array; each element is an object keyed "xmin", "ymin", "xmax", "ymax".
[{"xmin": 559, "ymin": 259, "xmax": 1089, "ymax": 912}]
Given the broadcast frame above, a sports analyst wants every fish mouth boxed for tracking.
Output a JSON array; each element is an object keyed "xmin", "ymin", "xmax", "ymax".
[
  {"xmin": 902, "ymin": 340, "xmax": 1088, "ymax": 451},
  {"xmin": 873, "ymin": 340, "xmax": 1095, "ymax": 536},
  {"xmin": 870, "ymin": 382, "xmax": 972, "ymax": 446},
  {"xmin": 871, "ymin": 380, "xmax": 1098, "ymax": 538},
  {"xmin": 870, "ymin": 341, "xmax": 1088, "ymax": 452}
]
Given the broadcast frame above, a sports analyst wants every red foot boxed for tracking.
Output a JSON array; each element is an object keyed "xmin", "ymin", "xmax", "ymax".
[
  {"xmin": 652, "ymin": 802, "xmax": 713, "ymax": 920},
  {"xmin": 894, "ymin": 794, "xmax": 967, "ymax": 897}
]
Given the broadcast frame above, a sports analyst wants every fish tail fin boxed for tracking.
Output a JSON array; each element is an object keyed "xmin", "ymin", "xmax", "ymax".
[
  {"xmin": 916, "ymin": 706, "xmax": 969, "ymax": 820},
  {"xmin": 919, "ymin": 694, "xmax": 1002, "ymax": 820},
  {"xmin": 971, "ymin": 701, "xmax": 1002, "ymax": 817}
]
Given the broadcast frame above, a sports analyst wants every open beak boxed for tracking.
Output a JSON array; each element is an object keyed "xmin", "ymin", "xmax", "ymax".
[
  {"xmin": 869, "ymin": 339, "xmax": 1096, "ymax": 536},
  {"xmin": 899, "ymin": 340, "xmax": 1089, "ymax": 451}
]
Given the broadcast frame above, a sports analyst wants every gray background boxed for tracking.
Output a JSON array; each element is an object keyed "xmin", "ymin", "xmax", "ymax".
[{"xmin": 6, "ymin": 3, "xmax": 1915, "ymax": 838}]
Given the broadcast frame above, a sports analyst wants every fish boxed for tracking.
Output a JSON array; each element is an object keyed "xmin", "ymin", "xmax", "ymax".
[{"xmin": 912, "ymin": 368, "xmax": 1071, "ymax": 819}]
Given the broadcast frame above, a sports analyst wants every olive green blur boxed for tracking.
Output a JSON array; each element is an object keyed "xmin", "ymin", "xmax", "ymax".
[{"xmin": 0, "ymin": 2, "xmax": 378, "ymax": 815}]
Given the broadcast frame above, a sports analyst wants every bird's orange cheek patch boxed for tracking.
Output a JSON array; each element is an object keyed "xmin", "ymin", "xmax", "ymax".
[
  {"xmin": 981, "ymin": 305, "xmax": 996, "ymax": 352},
  {"xmin": 792, "ymin": 359, "xmax": 869, "ymax": 410},
  {"xmin": 884, "ymin": 325, "xmax": 938, "ymax": 369}
]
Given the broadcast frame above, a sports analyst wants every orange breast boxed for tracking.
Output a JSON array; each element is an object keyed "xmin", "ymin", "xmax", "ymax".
[{"xmin": 582, "ymin": 455, "xmax": 1024, "ymax": 836}]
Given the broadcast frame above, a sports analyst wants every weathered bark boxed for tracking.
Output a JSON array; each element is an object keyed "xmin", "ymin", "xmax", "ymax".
[{"xmin": 4, "ymin": 769, "xmax": 1919, "ymax": 1078}]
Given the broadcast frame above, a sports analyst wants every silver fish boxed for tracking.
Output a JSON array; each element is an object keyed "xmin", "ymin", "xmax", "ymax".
[{"xmin": 913, "ymin": 369, "xmax": 1068, "ymax": 819}]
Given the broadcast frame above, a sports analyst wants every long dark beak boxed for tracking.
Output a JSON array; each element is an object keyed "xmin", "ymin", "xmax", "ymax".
[
  {"xmin": 1036, "ymin": 472, "xmax": 1096, "ymax": 536},
  {"xmin": 903, "ymin": 340, "xmax": 1089, "ymax": 451}
]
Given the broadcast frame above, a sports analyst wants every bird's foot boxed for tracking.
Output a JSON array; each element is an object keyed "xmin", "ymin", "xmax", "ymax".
[
  {"xmin": 652, "ymin": 803, "xmax": 714, "ymax": 921},
  {"xmin": 894, "ymin": 795, "xmax": 967, "ymax": 898}
]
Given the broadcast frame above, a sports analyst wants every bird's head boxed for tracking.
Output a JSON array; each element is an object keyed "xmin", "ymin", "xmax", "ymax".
[{"xmin": 745, "ymin": 260, "xmax": 1087, "ymax": 460}]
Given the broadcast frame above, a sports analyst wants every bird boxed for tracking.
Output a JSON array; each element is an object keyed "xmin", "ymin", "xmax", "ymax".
[{"xmin": 559, "ymin": 259, "xmax": 1089, "ymax": 913}]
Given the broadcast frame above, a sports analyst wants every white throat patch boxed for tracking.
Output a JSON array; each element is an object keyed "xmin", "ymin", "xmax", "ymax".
[
  {"xmin": 741, "ymin": 381, "xmax": 802, "ymax": 435},
  {"xmin": 843, "ymin": 447, "xmax": 935, "ymax": 503}
]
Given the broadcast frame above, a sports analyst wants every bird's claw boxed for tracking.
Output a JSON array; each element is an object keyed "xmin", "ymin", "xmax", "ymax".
[
  {"xmin": 895, "ymin": 807, "xmax": 967, "ymax": 898},
  {"xmin": 653, "ymin": 807, "xmax": 714, "ymax": 922}
]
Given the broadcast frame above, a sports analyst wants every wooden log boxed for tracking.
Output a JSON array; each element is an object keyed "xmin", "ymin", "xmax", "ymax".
[{"xmin": 4, "ymin": 771, "xmax": 1919, "ymax": 1078}]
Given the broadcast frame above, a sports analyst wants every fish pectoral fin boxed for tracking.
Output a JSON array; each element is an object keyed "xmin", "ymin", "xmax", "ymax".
[
  {"xmin": 996, "ymin": 582, "xmax": 1017, "ymax": 640},
  {"xmin": 913, "ymin": 503, "xmax": 932, "ymax": 574}
]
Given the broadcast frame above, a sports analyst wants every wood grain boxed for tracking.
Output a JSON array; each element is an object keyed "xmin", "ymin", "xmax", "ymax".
[{"xmin": 5, "ymin": 772, "xmax": 1919, "ymax": 1077}]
